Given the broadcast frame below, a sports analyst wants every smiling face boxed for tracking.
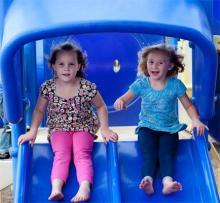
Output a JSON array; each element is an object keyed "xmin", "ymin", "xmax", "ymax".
[
  {"xmin": 146, "ymin": 50, "xmax": 173, "ymax": 82},
  {"xmin": 52, "ymin": 51, "xmax": 81, "ymax": 83}
]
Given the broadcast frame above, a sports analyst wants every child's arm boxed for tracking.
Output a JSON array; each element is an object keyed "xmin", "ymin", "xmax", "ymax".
[
  {"xmin": 92, "ymin": 92, "xmax": 118, "ymax": 143},
  {"xmin": 114, "ymin": 90, "xmax": 135, "ymax": 110},
  {"xmin": 179, "ymin": 93, "xmax": 209, "ymax": 136},
  {"xmin": 18, "ymin": 96, "xmax": 48, "ymax": 145}
]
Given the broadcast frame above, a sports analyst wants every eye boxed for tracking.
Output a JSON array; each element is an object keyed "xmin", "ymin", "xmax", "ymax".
[
  {"xmin": 58, "ymin": 62, "xmax": 64, "ymax": 66},
  {"xmin": 147, "ymin": 60, "xmax": 154, "ymax": 64}
]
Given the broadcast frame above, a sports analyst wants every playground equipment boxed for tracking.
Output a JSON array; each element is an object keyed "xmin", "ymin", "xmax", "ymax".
[{"xmin": 0, "ymin": 0, "xmax": 220, "ymax": 202}]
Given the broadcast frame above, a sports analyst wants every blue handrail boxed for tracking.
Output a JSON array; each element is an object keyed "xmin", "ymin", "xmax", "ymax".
[
  {"xmin": 107, "ymin": 141, "xmax": 121, "ymax": 203},
  {"xmin": 14, "ymin": 143, "xmax": 32, "ymax": 203},
  {"xmin": 193, "ymin": 131, "xmax": 220, "ymax": 203}
]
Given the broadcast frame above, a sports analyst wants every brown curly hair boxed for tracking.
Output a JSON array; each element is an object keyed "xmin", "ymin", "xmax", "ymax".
[
  {"xmin": 48, "ymin": 41, "xmax": 87, "ymax": 78},
  {"xmin": 137, "ymin": 43, "xmax": 184, "ymax": 77}
]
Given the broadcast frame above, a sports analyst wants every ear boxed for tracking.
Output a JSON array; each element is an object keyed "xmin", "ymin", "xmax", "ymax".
[
  {"xmin": 168, "ymin": 63, "xmax": 174, "ymax": 70},
  {"xmin": 78, "ymin": 64, "xmax": 82, "ymax": 71}
]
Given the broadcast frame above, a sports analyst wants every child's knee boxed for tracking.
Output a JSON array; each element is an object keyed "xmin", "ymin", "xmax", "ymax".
[{"xmin": 74, "ymin": 150, "xmax": 92, "ymax": 165}]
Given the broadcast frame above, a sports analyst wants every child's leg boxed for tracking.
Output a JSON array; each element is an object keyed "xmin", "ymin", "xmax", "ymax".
[
  {"xmin": 49, "ymin": 131, "xmax": 72, "ymax": 200},
  {"xmin": 71, "ymin": 131, "xmax": 94, "ymax": 202},
  {"xmin": 158, "ymin": 132, "xmax": 182, "ymax": 194},
  {"xmin": 137, "ymin": 127, "xmax": 159, "ymax": 195}
]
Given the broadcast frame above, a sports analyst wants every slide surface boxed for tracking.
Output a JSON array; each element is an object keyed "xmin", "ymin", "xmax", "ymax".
[
  {"xmin": 118, "ymin": 139, "xmax": 219, "ymax": 203},
  {"xmin": 29, "ymin": 143, "xmax": 111, "ymax": 203},
  {"xmin": 27, "ymin": 138, "xmax": 219, "ymax": 203}
]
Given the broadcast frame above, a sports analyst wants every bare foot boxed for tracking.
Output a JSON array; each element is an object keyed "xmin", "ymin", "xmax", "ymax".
[
  {"xmin": 162, "ymin": 180, "xmax": 182, "ymax": 195},
  {"xmin": 48, "ymin": 179, "xmax": 64, "ymax": 201},
  {"xmin": 139, "ymin": 177, "xmax": 154, "ymax": 195},
  {"xmin": 48, "ymin": 192, "xmax": 64, "ymax": 201},
  {"xmin": 71, "ymin": 180, "xmax": 91, "ymax": 202}
]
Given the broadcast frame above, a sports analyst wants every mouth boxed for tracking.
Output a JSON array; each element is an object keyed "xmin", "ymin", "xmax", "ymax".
[
  {"xmin": 62, "ymin": 74, "xmax": 71, "ymax": 77},
  {"xmin": 151, "ymin": 71, "xmax": 160, "ymax": 76}
]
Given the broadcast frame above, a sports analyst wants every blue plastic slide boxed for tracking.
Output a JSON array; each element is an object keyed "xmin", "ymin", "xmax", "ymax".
[
  {"xmin": 16, "ymin": 132, "xmax": 219, "ymax": 203},
  {"xmin": 0, "ymin": 0, "xmax": 219, "ymax": 202}
]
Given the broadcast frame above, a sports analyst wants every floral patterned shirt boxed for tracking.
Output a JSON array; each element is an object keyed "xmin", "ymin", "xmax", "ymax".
[{"xmin": 40, "ymin": 78, "xmax": 99, "ymax": 139}]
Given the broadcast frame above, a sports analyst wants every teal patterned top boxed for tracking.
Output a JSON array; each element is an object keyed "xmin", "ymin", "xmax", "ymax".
[{"xmin": 129, "ymin": 76, "xmax": 187, "ymax": 134}]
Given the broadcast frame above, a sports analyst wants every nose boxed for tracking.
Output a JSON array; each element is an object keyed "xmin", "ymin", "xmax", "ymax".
[
  {"xmin": 152, "ymin": 63, "xmax": 159, "ymax": 69},
  {"xmin": 63, "ymin": 65, "xmax": 70, "ymax": 71}
]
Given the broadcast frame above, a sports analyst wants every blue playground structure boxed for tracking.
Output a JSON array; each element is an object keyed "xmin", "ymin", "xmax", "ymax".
[{"xmin": 0, "ymin": 0, "xmax": 220, "ymax": 202}]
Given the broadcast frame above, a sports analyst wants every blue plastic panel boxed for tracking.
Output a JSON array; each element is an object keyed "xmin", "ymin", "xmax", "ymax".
[
  {"xmin": 37, "ymin": 33, "xmax": 163, "ymax": 126},
  {"xmin": 40, "ymin": 33, "xmax": 164, "ymax": 108},
  {"xmin": 208, "ymin": 53, "xmax": 220, "ymax": 142}
]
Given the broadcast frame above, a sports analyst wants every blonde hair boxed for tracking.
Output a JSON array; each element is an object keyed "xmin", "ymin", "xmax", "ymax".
[{"xmin": 137, "ymin": 43, "xmax": 184, "ymax": 77}]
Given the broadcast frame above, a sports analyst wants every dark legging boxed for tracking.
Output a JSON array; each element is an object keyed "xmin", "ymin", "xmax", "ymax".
[{"xmin": 138, "ymin": 127, "xmax": 178, "ymax": 179}]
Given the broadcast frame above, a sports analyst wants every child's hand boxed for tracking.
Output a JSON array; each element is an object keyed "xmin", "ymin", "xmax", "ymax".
[
  {"xmin": 191, "ymin": 119, "xmax": 209, "ymax": 136},
  {"xmin": 114, "ymin": 98, "xmax": 127, "ymax": 110},
  {"xmin": 101, "ymin": 128, "xmax": 118, "ymax": 143},
  {"xmin": 18, "ymin": 130, "xmax": 37, "ymax": 146}
]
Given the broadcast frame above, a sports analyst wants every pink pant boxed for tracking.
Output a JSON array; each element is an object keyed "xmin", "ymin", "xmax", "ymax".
[{"xmin": 50, "ymin": 131, "xmax": 94, "ymax": 184}]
